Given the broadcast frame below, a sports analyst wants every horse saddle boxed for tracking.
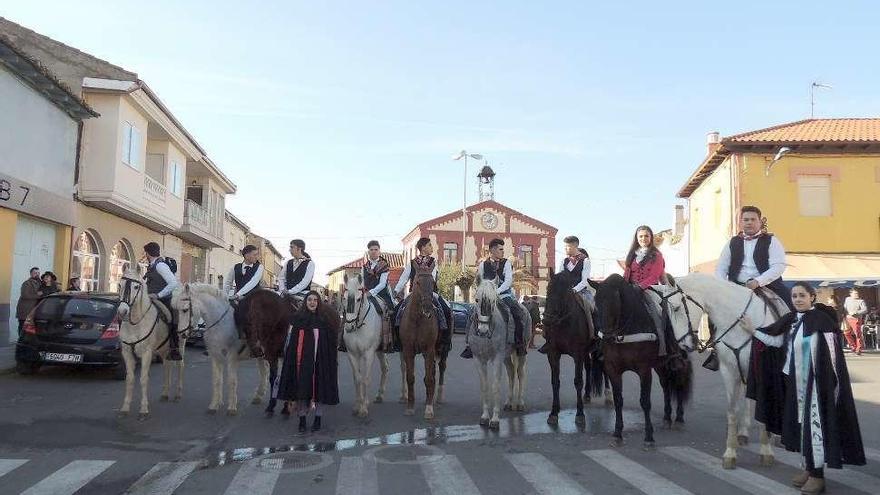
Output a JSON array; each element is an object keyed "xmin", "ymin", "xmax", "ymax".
[{"xmin": 148, "ymin": 295, "xmax": 173, "ymax": 323}]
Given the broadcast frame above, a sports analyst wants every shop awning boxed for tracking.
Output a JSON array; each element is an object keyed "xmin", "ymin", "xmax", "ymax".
[{"xmin": 783, "ymin": 253, "xmax": 880, "ymax": 288}]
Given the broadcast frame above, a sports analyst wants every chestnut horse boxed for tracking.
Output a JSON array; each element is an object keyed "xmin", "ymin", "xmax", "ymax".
[
  {"xmin": 245, "ymin": 290, "xmax": 297, "ymax": 417},
  {"xmin": 399, "ymin": 271, "xmax": 449, "ymax": 419}
]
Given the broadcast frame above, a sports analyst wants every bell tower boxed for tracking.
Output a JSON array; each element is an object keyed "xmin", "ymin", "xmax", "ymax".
[{"xmin": 477, "ymin": 165, "xmax": 495, "ymax": 201}]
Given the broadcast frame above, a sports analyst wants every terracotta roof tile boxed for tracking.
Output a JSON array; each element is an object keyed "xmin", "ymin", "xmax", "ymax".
[{"xmin": 725, "ymin": 118, "xmax": 880, "ymax": 143}]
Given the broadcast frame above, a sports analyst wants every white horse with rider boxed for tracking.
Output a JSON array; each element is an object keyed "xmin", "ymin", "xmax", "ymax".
[
  {"xmin": 651, "ymin": 274, "xmax": 788, "ymax": 469},
  {"xmin": 117, "ymin": 265, "xmax": 187, "ymax": 419}
]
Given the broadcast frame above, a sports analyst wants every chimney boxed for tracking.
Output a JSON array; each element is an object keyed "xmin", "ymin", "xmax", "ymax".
[
  {"xmin": 706, "ymin": 131, "xmax": 721, "ymax": 156},
  {"xmin": 674, "ymin": 205, "xmax": 686, "ymax": 237}
]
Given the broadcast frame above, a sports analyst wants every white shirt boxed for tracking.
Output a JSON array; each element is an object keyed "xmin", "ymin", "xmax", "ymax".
[
  {"xmin": 277, "ymin": 257, "xmax": 315, "ymax": 295},
  {"xmin": 151, "ymin": 259, "xmax": 178, "ymax": 299},
  {"xmin": 558, "ymin": 257, "xmax": 592, "ymax": 293},
  {"xmin": 482, "ymin": 258, "xmax": 513, "ymax": 296},
  {"xmin": 714, "ymin": 235, "xmax": 786, "ymax": 286},
  {"xmin": 365, "ymin": 258, "xmax": 390, "ymax": 296},
  {"xmin": 394, "ymin": 260, "xmax": 438, "ymax": 294},
  {"xmin": 843, "ymin": 297, "xmax": 867, "ymax": 317},
  {"xmin": 223, "ymin": 263, "xmax": 264, "ymax": 298}
]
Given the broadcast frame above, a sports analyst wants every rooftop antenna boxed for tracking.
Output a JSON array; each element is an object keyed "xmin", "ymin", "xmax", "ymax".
[{"xmin": 810, "ymin": 82, "xmax": 832, "ymax": 118}]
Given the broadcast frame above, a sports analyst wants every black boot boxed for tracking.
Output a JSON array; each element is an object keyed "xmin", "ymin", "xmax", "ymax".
[
  {"xmin": 298, "ymin": 416, "xmax": 307, "ymax": 433},
  {"xmin": 311, "ymin": 416, "xmax": 322, "ymax": 432},
  {"xmin": 392, "ymin": 326, "xmax": 402, "ymax": 352},
  {"xmin": 460, "ymin": 346, "xmax": 473, "ymax": 359}
]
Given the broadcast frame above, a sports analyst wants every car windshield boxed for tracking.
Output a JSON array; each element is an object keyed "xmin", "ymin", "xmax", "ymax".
[{"xmin": 34, "ymin": 297, "xmax": 117, "ymax": 322}]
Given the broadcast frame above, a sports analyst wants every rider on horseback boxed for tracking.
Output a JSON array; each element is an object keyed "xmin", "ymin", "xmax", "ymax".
[
  {"xmin": 142, "ymin": 242, "xmax": 181, "ymax": 360},
  {"xmin": 461, "ymin": 238, "xmax": 526, "ymax": 359},
  {"xmin": 224, "ymin": 244, "xmax": 265, "ymax": 358},
  {"xmin": 541, "ymin": 236, "xmax": 592, "ymax": 354},
  {"xmin": 623, "ymin": 226, "xmax": 669, "ymax": 355},
  {"xmin": 392, "ymin": 238, "xmax": 452, "ymax": 352},
  {"xmin": 338, "ymin": 240, "xmax": 394, "ymax": 353},
  {"xmin": 277, "ymin": 239, "xmax": 315, "ymax": 305}
]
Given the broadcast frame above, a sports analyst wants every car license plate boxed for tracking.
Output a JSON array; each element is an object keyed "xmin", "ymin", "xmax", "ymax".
[{"xmin": 43, "ymin": 352, "xmax": 83, "ymax": 363}]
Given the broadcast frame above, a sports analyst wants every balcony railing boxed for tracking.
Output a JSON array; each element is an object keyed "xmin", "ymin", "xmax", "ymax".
[
  {"xmin": 185, "ymin": 200, "xmax": 209, "ymax": 230},
  {"xmin": 143, "ymin": 175, "xmax": 166, "ymax": 206}
]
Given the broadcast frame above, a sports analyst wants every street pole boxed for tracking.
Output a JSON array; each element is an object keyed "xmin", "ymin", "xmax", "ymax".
[{"xmin": 462, "ymin": 153, "xmax": 467, "ymax": 271}]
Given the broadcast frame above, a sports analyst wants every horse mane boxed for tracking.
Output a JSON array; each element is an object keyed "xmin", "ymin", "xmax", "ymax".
[
  {"xmin": 599, "ymin": 274, "xmax": 654, "ymax": 334},
  {"xmin": 171, "ymin": 283, "xmax": 224, "ymax": 306}
]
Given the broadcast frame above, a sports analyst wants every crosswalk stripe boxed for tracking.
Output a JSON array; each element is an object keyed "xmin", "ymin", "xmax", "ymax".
[
  {"xmin": 0, "ymin": 459, "xmax": 28, "ymax": 478},
  {"xmin": 744, "ymin": 444, "xmax": 879, "ymax": 494},
  {"xmin": 506, "ymin": 453, "xmax": 591, "ymax": 495},
  {"xmin": 21, "ymin": 460, "xmax": 115, "ymax": 495},
  {"xmin": 223, "ymin": 458, "xmax": 282, "ymax": 495},
  {"xmin": 583, "ymin": 450, "xmax": 693, "ymax": 495},
  {"xmin": 336, "ymin": 457, "xmax": 379, "ymax": 495},
  {"xmin": 419, "ymin": 455, "xmax": 480, "ymax": 495},
  {"xmin": 865, "ymin": 448, "xmax": 880, "ymax": 463},
  {"xmin": 124, "ymin": 461, "xmax": 200, "ymax": 495},
  {"xmin": 661, "ymin": 447, "xmax": 798, "ymax": 495}
]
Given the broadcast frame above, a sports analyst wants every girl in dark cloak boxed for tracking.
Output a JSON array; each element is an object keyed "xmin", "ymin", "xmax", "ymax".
[
  {"xmin": 745, "ymin": 282, "xmax": 864, "ymax": 495},
  {"xmin": 274, "ymin": 291, "xmax": 340, "ymax": 433}
]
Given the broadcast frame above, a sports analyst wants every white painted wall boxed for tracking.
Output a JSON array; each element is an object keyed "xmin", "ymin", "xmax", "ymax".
[{"xmin": 0, "ymin": 66, "xmax": 79, "ymax": 199}]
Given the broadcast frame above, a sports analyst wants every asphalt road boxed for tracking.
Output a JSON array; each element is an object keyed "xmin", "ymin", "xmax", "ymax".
[{"xmin": 0, "ymin": 335, "xmax": 878, "ymax": 494}]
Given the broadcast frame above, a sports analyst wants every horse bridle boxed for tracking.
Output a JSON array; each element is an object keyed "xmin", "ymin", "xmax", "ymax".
[
  {"xmin": 648, "ymin": 286, "xmax": 706, "ymax": 352},
  {"xmin": 178, "ymin": 294, "xmax": 232, "ymax": 337},
  {"xmin": 343, "ymin": 286, "xmax": 372, "ymax": 333},
  {"xmin": 120, "ymin": 275, "xmax": 149, "ymax": 325}
]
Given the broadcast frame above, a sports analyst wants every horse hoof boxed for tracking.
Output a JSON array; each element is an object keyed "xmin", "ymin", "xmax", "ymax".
[
  {"xmin": 117, "ymin": 411, "xmax": 129, "ymax": 418},
  {"xmin": 673, "ymin": 419, "xmax": 685, "ymax": 430},
  {"xmin": 358, "ymin": 409, "xmax": 369, "ymax": 418},
  {"xmin": 489, "ymin": 420, "xmax": 500, "ymax": 430},
  {"xmin": 759, "ymin": 455, "xmax": 775, "ymax": 467},
  {"xmin": 722, "ymin": 457, "xmax": 736, "ymax": 470},
  {"xmin": 251, "ymin": 397, "xmax": 262, "ymax": 405},
  {"xmin": 398, "ymin": 397, "xmax": 407, "ymax": 404},
  {"xmin": 610, "ymin": 437, "xmax": 623, "ymax": 448},
  {"xmin": 159, "ymin": 395, "xmax": 169, "ymax": 402},
  {"xmin": 265, "ymin": 410, "xmax": 274, "ymax": 418},
  {"xmin": 514, "ymin": 404, "xmax": 526, "ymax": 412},
  {"xmin": 479, "ymin": 417, "xmax": 490, "ymax": 427},
  {"xmin": 575, "ymin": 415, "xmax": 586, "ymax": 427},
  {"xmin": 643, "ymin": 441, "xmax": 656, "ymax": 451},
  {"xmin": 424, "ymin": 408, "xmax": 434, "ymax": 420},
  {"xmin": 226, "ymin": 409, "xmax": 238, "ymax": 417},
  {"xmin": 352, "ymin": 407, "xmax": 360, "ymax": 416},
  {"xmin": 206, "ymin": 408, "xmax": 217, "ymax": 415},
  {"xmin": 737, "ymin": 435, "xmax": 749, "ymax": 446},
  {"xmin": 547, "ymin": 415, "xmax": 558, "ymax": 426},
  {"xmin": 404, "ymin": 408, "xmax": 415, "ymax": 416},
  {"xmin": 503, "ymin": 404, "xmax": 513, "ymax": 412},
  {"xmin": 374, "ymin": 396, "xmax": 384, "ymax": 404},
  {"xmin": 137, "ymin": 413, "xmax": 149, "ymax": 421},
  {"xmin": 604, "ymin": 397, "xmax": 614, "ymax": 406},
  {"xmin": 173, "ymin": 396, "xmax": 182, "ymax": 403},
  {"xmin": 662, "ymin": 419, "xmax": 673, "ymax": 430}
]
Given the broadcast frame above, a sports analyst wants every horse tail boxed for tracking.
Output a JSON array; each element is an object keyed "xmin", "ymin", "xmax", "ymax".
[
  {"xmin": 664, "ymin": 351, "xmax": 693, "ymax": 405},
  {"xmin": 589, "ymin": 347, "xmax": 604, "ymax": 397}
]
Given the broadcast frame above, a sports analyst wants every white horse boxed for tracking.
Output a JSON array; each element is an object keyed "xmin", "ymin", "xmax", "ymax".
[
  {"xmin": 468, "ymin": 277, "xmax": 532, "ymax": 429},
  {"xmin": 341, "ymin": 272, "xmax": 390, "ymax": 417},
  {"xmin": 117, "ymin": 265, "xmax": 185, "ymax": 419},
  {"xmin": 651, "ymin": 274, "xmax": 788, "ymax": 469},
  {"xmin": 172, "ymin": 283, "xmax": 269, "ymax": 415}
]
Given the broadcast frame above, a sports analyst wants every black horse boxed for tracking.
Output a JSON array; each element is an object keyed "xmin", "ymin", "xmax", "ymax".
[
  {"xmin": 590, "ymin": 274, "xmax": 692, "ymax": 447},
  {"xmin": 542, "ymin": 273, "xmax": 602, "ymax": 427}
]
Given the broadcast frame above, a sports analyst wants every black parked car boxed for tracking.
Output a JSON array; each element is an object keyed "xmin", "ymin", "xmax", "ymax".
[
  {"xmin": 451, "ymin": 301, "xmax": 473, "ymax": 334},
  {"xmin": 15, "ymin": 292, "xmax": 124, "ymax": 380}
]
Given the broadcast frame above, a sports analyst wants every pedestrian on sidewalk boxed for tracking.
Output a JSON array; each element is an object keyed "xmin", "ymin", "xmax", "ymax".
[
  {"xmin": 275, "ymin": 290, "xmax": 339, "ymax": 434},
  {"xmin": 843, "ymin": 288, "xmax": 868, "ymax": 355},
  {"xmin": 66, "ymin": 275, "xmax": 81, "ymax": 291},
  {"xmin": 745, "ymin": 282, "xmax": 865, "ymax": 495},
  {"xmin": 39, "ymin": 271, "xmax": 60, "ymax": 299},
  {"xmin": 15, "ymin": 267, "xmax": 41, "ymax": 338}
]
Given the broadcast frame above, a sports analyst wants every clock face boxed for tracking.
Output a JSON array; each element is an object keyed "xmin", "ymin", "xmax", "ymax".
[{"xmin": 481, "ymin": 212, "xmax": 499, "ymax": 230}]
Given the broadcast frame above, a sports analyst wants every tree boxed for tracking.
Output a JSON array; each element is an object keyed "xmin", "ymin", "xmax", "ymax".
[{"xmin": 436, "ymin": 262, "xmax": 463, "ymax": 301}]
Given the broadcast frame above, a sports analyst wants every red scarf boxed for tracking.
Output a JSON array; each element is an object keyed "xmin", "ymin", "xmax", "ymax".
[
  {"xmin": 739, "ymin": 231, "xmax": 764, "ymax": 241},
  {"xmin": 567, "ymin": 252, "xmax": 586, "ymax": 265}
]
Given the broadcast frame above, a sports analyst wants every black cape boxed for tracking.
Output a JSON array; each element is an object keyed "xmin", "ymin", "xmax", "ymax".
[
  {"xmin": 275, "ymin": 308, "xmax": 339, "ymax": 405},
  {"xmin": 746, "ymin": 304, "xmax": 865, "ymax": 468}
]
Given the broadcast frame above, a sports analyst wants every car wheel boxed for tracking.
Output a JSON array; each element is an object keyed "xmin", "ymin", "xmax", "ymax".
[
  {"xmin": 112, "ymin": 363, "xmax": 127, "ymax": 381},
  {"xmin": 16, "ymin": 360, "xmax": 40, "ymax": 375}
]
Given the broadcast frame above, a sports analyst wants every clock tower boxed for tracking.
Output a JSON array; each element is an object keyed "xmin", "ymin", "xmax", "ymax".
[{"xmin": 477, "ymin": 165, "xmax": 495, "ymax": 201}]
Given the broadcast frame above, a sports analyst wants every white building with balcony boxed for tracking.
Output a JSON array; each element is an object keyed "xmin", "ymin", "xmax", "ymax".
[{"xmin": 0, "ymin": 17, "xmax": 236, "ymax": 291}]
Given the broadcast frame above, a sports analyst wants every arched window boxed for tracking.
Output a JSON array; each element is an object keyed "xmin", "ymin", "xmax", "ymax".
[
  {"xmin": 108, "ymin": 240, "xmax": 132, "ymax": 293},
  {"xmin": 73, "ymin": 231, "xmax": 100, "ymax": 292}
]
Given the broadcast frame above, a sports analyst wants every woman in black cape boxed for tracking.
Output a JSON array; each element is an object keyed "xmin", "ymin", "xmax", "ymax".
[
  {"xmin": 274, "ymin": 290, "xmax": 340, "ymax": 433},
  {"xmin": 746, "ymin": 282, "xmax": 864, "ymax": 495}
]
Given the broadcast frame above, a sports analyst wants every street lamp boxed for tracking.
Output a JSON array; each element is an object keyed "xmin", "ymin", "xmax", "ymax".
[
  {"xmin": 765, "ymin": 146, "xmax": 792, "ymax": 176},
  {"xmin": 452, "ymin": 150, "xmax": 483, "ymax": 270}
]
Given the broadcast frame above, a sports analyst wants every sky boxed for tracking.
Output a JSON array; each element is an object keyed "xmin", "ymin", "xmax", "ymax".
[{"xmin": 5, "ymin": 1, "xmax": 880, "ymax": 282}]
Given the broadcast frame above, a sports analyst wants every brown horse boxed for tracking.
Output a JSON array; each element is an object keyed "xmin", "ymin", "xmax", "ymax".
[
  {"xmin": 590, "ymin": 274, "xmax": 692, "ymax": 448},
  {"xmin": 399, "ymin": 271, "xmax": 447, "ymax": 419},
  {"xmin": 542, "ymin": 272, "xmax": 601, "ymax": 427},
  {"xmin": 246, "ymin": 290, "xmax": 298, "ymax": 417}
]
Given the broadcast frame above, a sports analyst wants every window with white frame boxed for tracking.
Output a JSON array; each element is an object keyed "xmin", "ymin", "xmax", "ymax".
[
  {"xmin": 73, "ymin": 231, "xmax": 101, "ymax": 292},
  {"xmin": 519, "ymin": 245, "xmax": 533, "ymax": 272},
  {"xmin": 122, "ymin": 121, "xmax": 143, "ymax": 169},
  {"xmin": 107, "ymin": 240, "xmax": 132, "ymax": 293},
  {"xmin": 169, "ymin": 160, "xmax": 183, "ymax": 197},
  {"xmin": 797, "ymin": 175, "xmax": 832, "ymax": 217}
]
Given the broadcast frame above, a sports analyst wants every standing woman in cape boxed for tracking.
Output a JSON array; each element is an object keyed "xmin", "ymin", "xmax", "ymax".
[
  {"xmin": 275, "ymin": 291, "xmax": 340, "ymax": 433},
  {"xmin": 745, "ymin": 282, "xmax": 865, "ymax": 495}
]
